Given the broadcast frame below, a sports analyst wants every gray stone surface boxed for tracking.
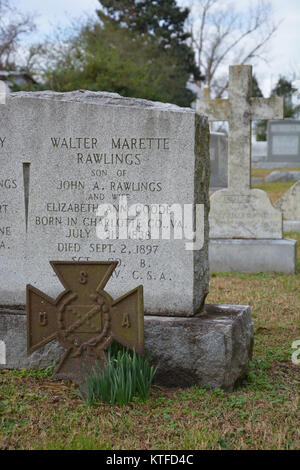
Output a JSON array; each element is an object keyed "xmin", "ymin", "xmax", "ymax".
[
  {"xmin": 0, "ymin": 90, "xmax": 210, "ymax": 316},
  {"xmin": 145, "ymin": 304, "xmax": 253, "ymax": 391},
  {"xmin": 209, "ymin": 238, "xmax": 296, "ymax": 274},
  {"xmin": 0, "ymin": 309, "xmax": 64, "ymax": 369},
  {"xmin": 209, "ymin": 132, "xmax": 228, "ymax": 188},
  {"xmin": 267, "ymin": 119, "xmax": 300, "ymax": 164},
  {"xmin": 198, "ymin": 65, "xmax": 284, "ymax": 239},
  {"xmin": 210, "ymin": 189, "xmax": 282, "ymax": 239},
  {"xmin": 0, "ymin": 305, "xmax": 254, "ymax": 391},
  {"xmin": 252, "ymin": 141, "xmax": 267, "ymax": 162},
  {"xmin": 265, "ymin": 171, "xmax": 300, "ymax": 183},
  {"xmin": 275, "ymin": 181, "xmax": 300, "ymax": 220},
  {"xmin": 283, "ymin": 220, "xmax": 300, "ymax": 232}
]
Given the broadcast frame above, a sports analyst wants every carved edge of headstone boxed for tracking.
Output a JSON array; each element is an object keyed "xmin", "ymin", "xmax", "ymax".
[{"xmin": 193, "ymin": 112, "xmax": 210, "ymax": 313}]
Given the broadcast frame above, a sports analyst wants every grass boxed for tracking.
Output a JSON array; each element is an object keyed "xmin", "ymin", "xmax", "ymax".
[
  {"xmin": 251, "ymin": 167, "xmax": 300, "ymax": 178},
  {"xmin": 252, "ymin": 181, "xmax": 296, "ymax": 203},
  {"xmin": 251, "ymin": 167, "xmax": 300, "ymax": 203},
  {"xmin": 0, "ymin": 233, "xmax": 299, "ymax": 450},
  {"xmin": 76, "ymin": 348, "xmax": 156, "ymax": 405}
]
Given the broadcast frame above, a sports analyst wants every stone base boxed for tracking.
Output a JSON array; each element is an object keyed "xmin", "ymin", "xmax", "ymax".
[
  {"xmin": 284, "ymin": 220, "xmax": 300, "ymax": 232},
  {"xmin": 252, "ymin": 161, "xmax": 299, "ymax": 169},
  {"xmin": 209, "ymin": 238, "xmax": 296, "ymax": 274},
  {"xmin": 0, "ymin": 304, "xmax": 253, "ymax": 392},
  {"xmin": 145, "ymin": 305, "xmax": 253, "ymax": 391},
  {"xmin": 0, "ymin": 308, "xmax": 64, "ymax": 369}
]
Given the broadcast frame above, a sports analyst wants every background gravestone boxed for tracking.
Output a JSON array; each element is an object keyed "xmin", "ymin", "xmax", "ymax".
[
  {"xmin": 197, "ymin": 65, "xmax": 296, "ymax": 274},
  {"xmin": 0, "ymin": 90, "xmax": 209, "ymax": 316},
  {"xmin": 209, "ymin": 132, "xmax": 228, "ymax": 189},
  {"xmin": 267, "ymin": 120, "xmax": 300, "ymax": 165}
]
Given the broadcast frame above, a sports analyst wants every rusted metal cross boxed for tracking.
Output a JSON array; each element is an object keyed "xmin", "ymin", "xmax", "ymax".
[{"xmin": 27, "ymin": 261, "xmax": 144, "ymax": 384}]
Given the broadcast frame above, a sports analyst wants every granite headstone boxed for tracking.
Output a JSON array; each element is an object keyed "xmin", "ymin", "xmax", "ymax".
[{"xmin": 0, "ymin": 90, "xmax": 209, "ymax": 316}]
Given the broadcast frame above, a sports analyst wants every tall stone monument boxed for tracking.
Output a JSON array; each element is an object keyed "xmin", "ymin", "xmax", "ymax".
[
  {"xmin": 197, "ymin": 65, "xmax": 296, "ymax": 273},
  {"xmin": 0, "ymin": 86, "xmax": 253, "ymax": 390}
]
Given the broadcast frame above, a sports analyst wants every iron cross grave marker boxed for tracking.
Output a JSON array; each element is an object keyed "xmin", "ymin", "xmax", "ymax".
[{"xmin": 26, "ymin": 261, "xmax": 144, "ymax": 384}]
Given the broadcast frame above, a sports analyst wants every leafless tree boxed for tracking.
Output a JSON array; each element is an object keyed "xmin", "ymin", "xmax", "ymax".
[
  {"xmin": 0, "ymin": 0, "xmax": 36, "ymax": 69},
  {"xmin": 186, "ymin": 0, "xmax": 281, "ymax": 97}
]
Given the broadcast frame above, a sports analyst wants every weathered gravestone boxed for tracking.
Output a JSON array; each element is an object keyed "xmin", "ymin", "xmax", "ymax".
[
  {"xmin": 267, "ymin": 120, "xmax": 300, "ymax": 166},
  {"xmin": 209, "ymin": 132, "xmax": 228, "ymax": 189},
  {"xmin": 197, "ymin": 65, "xmax": 296, "ymax": 273},
  {"xmin": 0, "ymin": 89, "xmax": 209, "ymax": 315},
  {"xmin": 0, "ymin": 87, "xmax": 254, "ymax": 390},
  {"xmin": 275, "ymin": 181, "xmax": 300, "ymax": 232}
]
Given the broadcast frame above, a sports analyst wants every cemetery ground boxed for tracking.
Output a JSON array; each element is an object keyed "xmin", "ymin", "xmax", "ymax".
[
  {"xmin": 0, "ymin": 233, "xmax": 299, "ymax": 450},
  {"xmin": 252, "ymin": 167, "xmax": 300, "ymax": 203}
]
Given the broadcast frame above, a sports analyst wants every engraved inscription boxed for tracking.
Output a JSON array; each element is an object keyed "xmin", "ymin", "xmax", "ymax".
[
  {"xmin": 0, "ymin": 179, "xmax": 17, "ymax": 189},
  {"xmin": 79, "ymin": 271, "xmax": 88, "ymax": 284},
  {"xmin": 111, "ymin": 137, "xmax": 169, "ymax": 150},
  {"xmin": 30, "ymin": 133, "xmax": 173, "ymax": 282},
  {"xmin": 57, "ymin": 180, "xmax": 85, "ymax": 190},
  {"xmin": 122, "ymin": 313, "xmax": 131, "ymax": 328},
  {"xmin": 50, "ymin": 137, "xmax": 98, "ymax": 149},
  {"xmin": 0, "ymin": 204, "xmax": 8, "ymax": 214}
]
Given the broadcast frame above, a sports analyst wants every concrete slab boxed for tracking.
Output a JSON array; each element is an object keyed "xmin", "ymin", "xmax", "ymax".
[
  {"xmin": 0, "ymin": 304, "xmax": 253, "ymax": 392},
  {"xmin": 209, "ymin": 238, "xmax": 296, "ymax": 274}
]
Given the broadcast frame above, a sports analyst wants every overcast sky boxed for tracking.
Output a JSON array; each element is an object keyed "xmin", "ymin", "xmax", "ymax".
[{"xmin": 17, "ymin": 0, "xmax": 300, "ymax": 96}]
